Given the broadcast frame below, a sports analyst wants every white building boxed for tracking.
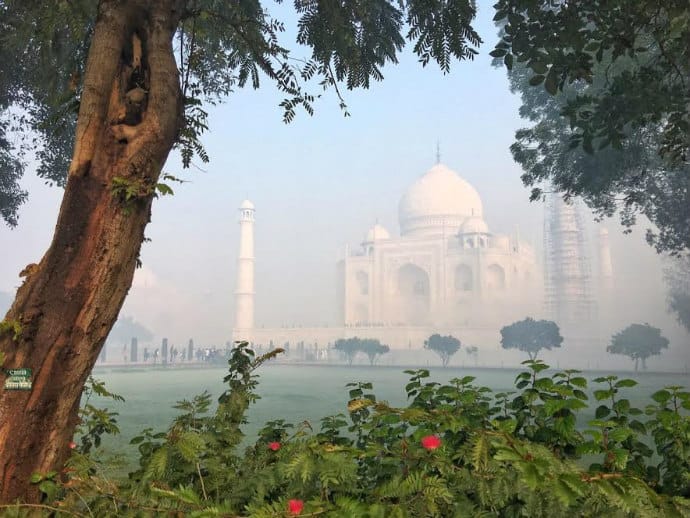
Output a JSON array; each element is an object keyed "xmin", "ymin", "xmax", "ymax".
[
  {"xmin": 233, "ymin": 163, "xmax": 543, "ymax": 356},
  {"xmin": 338, "ymin": 163, "xmax": 540, "ymax": 333}
]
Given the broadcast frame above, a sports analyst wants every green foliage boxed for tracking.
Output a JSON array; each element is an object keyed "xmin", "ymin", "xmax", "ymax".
[
  {"xmin": 110, "ymin": 176, "xmax": 151, "ymax": 204},
  {"xmin": 424, "ymin": 333, "xmax": 461, "ymax": 367},
  {"xmin": 1, "ymin": 0, "xmax": 484, "ymax": 226},
  {"xmin": 665, "ymin": 255, "xmax": 690, "ymax": 333},
  {"xmin": 494, "ymin": 1, "xmax": 690, "ymax": 254},
  {"xmin": 334, "ymin": 337, "xmax": 390, "ymax": 365},
  {"xmin": 581, "ymin": 375, "xmax": 652, "ymax": 478},
  {"xmin": 76, "ymin": 376, "xmax": 125, "ymax": 454},
  {"xmin": 500, "ymin": 317, "xmax": 563, "ymax": 360},
  {"xmin": 646, "ymin": 386, "xmax": 690, "ymax": 496},
  {"xmin": 494, "ymin": 0, "xmax": 690, "ymax": 164},
  {"xmin": 607, "ymin": 323, "xmax": 670, "ymax": 371},
  {"xmin": 0, "ymin": 117, "xmax": 26, "ymax": 227},
  {"xmin": 6, "ymin": 348, "xmax": 690, "ymax": 516},
  {"xmin": 0, "ymin": 318, "xmax": 22, "ymax": 342}
]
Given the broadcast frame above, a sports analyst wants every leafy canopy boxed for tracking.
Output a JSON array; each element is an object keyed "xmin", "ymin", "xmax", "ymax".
[
  {"xmin": 607, "ymin": 323, "xmax": 670, "ymax": 367},
  {"xmin": 359, "ymin": 338, "xmax": 390, "ymax": 365},
  {"xmin": 334, "ymin": 337, "xmax": 390, "ymax": 365},
  {"xmin": 424, "ymin": 333, "xmax": 461, "ymax": 367},
  {"xmin": 493, "ymin": 0, "xmax": 690, "ymax": 254},
  {"xmin": 493, "ymin": 0, "xmax": 690, "ymax": 164},
  {"xmin": 664, "ymin": 255, "xmax": 690, "ymax": 333},
  {"xmin": 500, "ymin": 317, "xmax": 562, "ymax": 360},
  {"xmin": 0, "ymin": 0, "xmax": 482, "ymax": 226}
]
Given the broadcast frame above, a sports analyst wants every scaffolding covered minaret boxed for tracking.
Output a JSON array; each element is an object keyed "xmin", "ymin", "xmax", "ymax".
[
  {"xmin": 233, "ymin": 199, "xmax": 255, "ymax": 343},
  {"xmin": 543, "ymin": 194, "xmax": 596, "ymax": 329}
]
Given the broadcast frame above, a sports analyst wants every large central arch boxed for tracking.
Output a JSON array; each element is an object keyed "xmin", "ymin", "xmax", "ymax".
[
  {"xmin": 397, "ymin": 263, "xmax": 430, "ymax": 325},
  {"xmin": 455, "ymin": 264, "xmax": 473, "ymax": 292},
  {"xmin": 487, "ymin": 264, "xmax": 506, "ymax": 291}
]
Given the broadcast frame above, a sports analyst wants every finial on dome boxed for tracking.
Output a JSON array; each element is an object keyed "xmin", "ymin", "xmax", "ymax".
[{"xmin": 435, "ymin": 140, "xmax": 441, "ymax": 164}]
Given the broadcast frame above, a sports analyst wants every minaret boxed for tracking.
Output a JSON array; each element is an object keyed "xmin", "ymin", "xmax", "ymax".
[
  {"xmin": 234, "ymin": 199, "xmax": 255, "ymax": 342},
  {"xmin": 543, "ymin": 194, "xmax": 595, "ymax": 325},
  {"xmin": 543, "ymin": 193, "xmax": 597, "ymax": 365}
]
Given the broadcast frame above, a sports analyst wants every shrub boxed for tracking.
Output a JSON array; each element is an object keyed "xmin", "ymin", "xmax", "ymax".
[{"xmin": 8, "ymin": 346, "xmax": 690, "ymax": 517}]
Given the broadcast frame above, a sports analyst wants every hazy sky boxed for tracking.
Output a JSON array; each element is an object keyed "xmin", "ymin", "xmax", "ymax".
[{"xmin": 0, "ymin": 1, "xmax": 687, "ymax": 365}]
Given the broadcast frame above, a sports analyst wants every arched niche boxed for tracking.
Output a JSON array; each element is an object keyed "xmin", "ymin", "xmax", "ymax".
[
  {"xmin": 397, "ymin": 263, "xmax": 430, "ymax": 325},
  {"xmin": 454, "ymin": 264, "xmax": 473, "ymax": 291},
  {"xmin": 487, "ymin": 264, "xmax": 506, "ymax": 290}
]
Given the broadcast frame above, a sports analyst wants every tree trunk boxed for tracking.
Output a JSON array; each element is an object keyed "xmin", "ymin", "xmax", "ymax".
[{"xmin": 0, "ymin": 0, "xmax": 183, "ymax": 503}]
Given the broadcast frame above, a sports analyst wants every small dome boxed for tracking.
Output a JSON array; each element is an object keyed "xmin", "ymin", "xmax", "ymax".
[
  {"xmin": 240, "ymin": 199, "xmax": 255, "ymax": 210},
  {"xmin": 399, "ymin": 164, "xmax": 483, "ymax": 237},
  {"xmin": 364, "ymin": 224, "xmax": 390, "ymax": 243},
  {"xmin": 460, "ymin": 217, "xmax": 489, "ymax": 234}
]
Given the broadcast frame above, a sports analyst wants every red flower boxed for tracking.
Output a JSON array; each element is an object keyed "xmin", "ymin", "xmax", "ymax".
[
  {"xmin": 68, "ymin": 441, "xmax": 77, "ymax": 450},
  {"xmin": 288, "ymin": 499, "xmax": 304, "ymax": 515},
  {"xmin": 421, "ymin": 435, "xmax": 441, "ymax": 450},
  {"xmin": 268, "ymin": 441, "xmax": 281, "ymax": 451}
]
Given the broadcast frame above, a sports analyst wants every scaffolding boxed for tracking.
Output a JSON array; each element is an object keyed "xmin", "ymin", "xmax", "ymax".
[{"xmin": 543, "ymin": 194, "xmax": 596, "ymax": 326}]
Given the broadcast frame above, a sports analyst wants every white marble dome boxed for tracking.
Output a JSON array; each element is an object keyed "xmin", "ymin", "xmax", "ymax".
[
  {"xmin": 364, "ymin": 224, "xmax": 391, "ymax": 243},
  {"xmin": 399, "ymin": 164, "xmax": 483, "ymax": 236},
  {"xmin": 240, "ymin": 199, "xmax": 255, "ymax": 210},
  {"xmin": 460, "ymin": 216, "xmax": 489, "ymax": 234}
]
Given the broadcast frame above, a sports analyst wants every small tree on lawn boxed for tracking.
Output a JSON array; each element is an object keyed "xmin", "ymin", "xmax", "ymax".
[
  {"xmin": 607, "ymin": 323, "xmax": 669, "ymax": 371},
  {"xmin": 360, "ymin": 339, "xmax": 390, "ymax": 366},
  {"xmin": 425, "ymin": 334, "xmax": 461, "ymax": 367},
  {"xmin": 500, "ymin": 318, "xmax": 563, "ymax": 361},
  {"xmin": 334, "ymin": 338, "xmax": 362, "ymax": 366}
]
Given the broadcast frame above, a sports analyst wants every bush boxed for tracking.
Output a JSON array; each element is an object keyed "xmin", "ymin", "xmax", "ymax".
[{"xmin": 7, "ymin": 345, "xmax": 690, "ymax": 517}]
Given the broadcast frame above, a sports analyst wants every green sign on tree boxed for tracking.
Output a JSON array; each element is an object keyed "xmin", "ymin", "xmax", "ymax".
[{"xmin": 3, "ymin": 368, "xmax": 32, "ymax": 390}]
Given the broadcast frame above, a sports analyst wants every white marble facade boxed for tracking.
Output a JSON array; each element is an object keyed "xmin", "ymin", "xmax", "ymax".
[
  {"xmin": 337, "ymin": 163, "xmax": 541, "ymax": 334},
  {"xmin": 236, "ymin": 162, "xmax": 542, "ymax": 352}
]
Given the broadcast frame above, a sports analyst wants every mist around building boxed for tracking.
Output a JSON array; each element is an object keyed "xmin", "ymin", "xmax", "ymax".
[{"xmin": 68, "ymin": 162, "xmax": 689, "ymax": 375}]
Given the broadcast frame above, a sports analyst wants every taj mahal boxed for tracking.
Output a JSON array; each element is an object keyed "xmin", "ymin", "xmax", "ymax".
[
  {"xmin": 231, "ymin": 161, "xmax": 611, "ymax": 362},
  {"xmin": 336, "ymin": 163, "xmax": 539, "ymax": 331}
]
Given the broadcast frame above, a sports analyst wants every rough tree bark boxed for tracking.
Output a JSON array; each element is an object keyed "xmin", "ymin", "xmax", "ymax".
[{"xmin": 0, "ymin": 0, "xmax": 183, "ymax": 503}]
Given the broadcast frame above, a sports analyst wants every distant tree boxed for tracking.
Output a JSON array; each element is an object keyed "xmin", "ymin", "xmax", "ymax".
[
  {"xmin": 108, "ymin": 316, "xmax": 154, "ymax": 345},
  {"xmin": 607, "ymin": 323, "xmax": 670, "ymax": 372},
  {"xmin": 425, "ymin": 334, "xmax": 461, "ymax": 367},
  {"xmin": 465, "ymin": 345, "xmax": 479, "ymax": 366},
  {"xmin": 360, "ymin": 339, "xmax": 391, "ymax": 366},
  {"xmin": 334, "ymin": 338, "xmax": 362, "ymax": 366},
  {"xmin": 500, "ymin": 318, "xmax": 563, "ymax": 361},
  {"xmin": 664, "ymin": 256, "xmax": 690, "ymax": 334}
]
